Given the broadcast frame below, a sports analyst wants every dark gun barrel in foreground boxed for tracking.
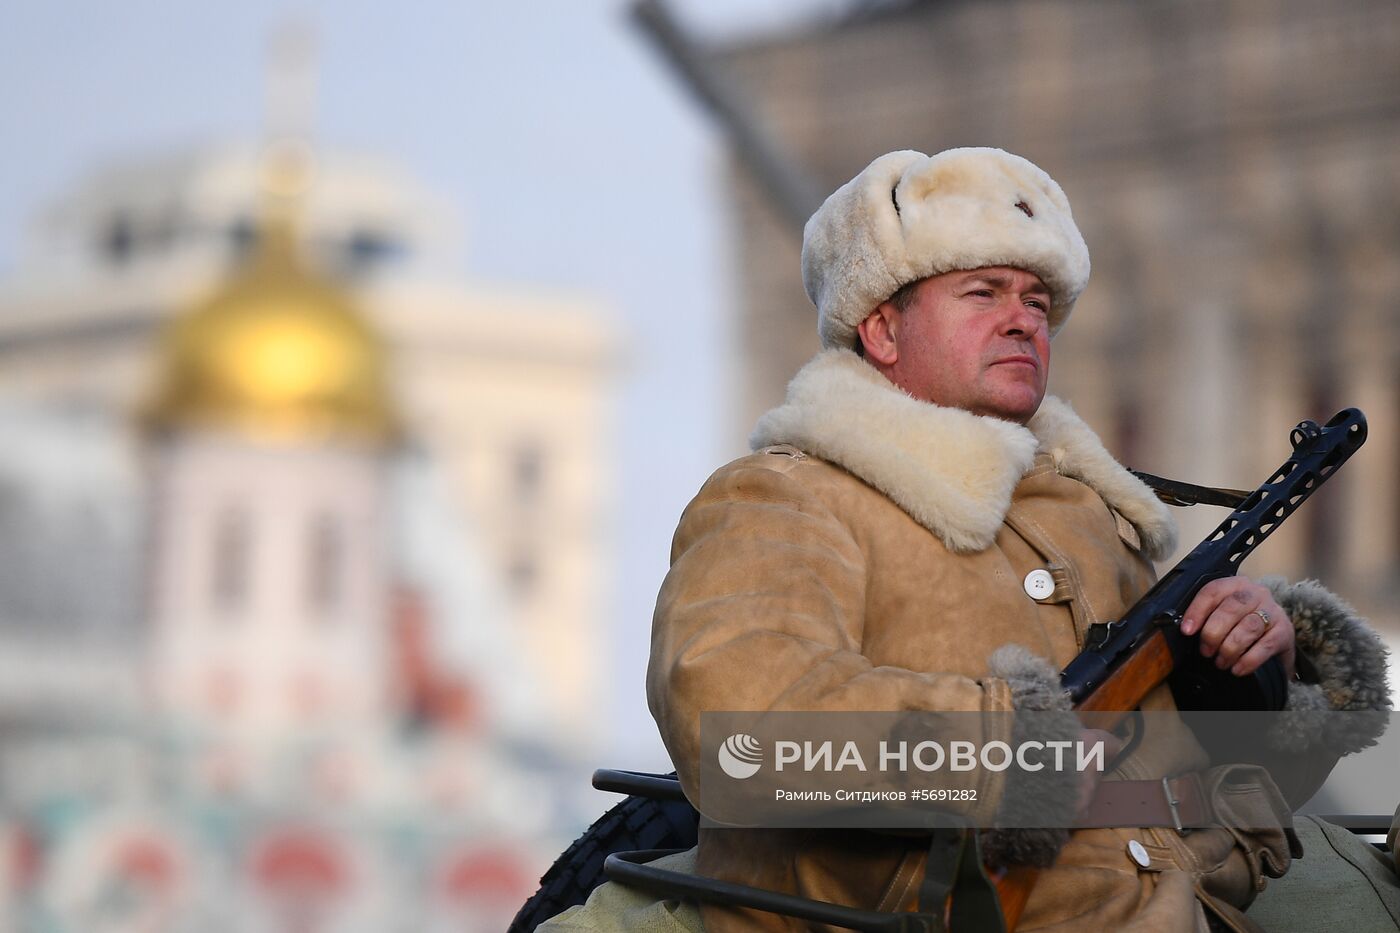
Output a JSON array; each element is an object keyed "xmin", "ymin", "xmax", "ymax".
[{"xmin": 1061, "ymin": 408, "xmax": 1367, "ymax": 712}]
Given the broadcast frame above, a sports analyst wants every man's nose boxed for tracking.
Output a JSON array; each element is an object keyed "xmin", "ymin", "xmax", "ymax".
[{"xmin": 999, "ymin": 297, "xmax": 1045, "ymax": 336}]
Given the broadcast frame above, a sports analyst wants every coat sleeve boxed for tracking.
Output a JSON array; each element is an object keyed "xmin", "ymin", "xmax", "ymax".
[
  {"xmin": 646, "ymin": 454, "xmax": 1078, "ymax": 834},
  {"xmin": 1255, "ymin": 576, "xmax": 1392, "ymax": 805}
]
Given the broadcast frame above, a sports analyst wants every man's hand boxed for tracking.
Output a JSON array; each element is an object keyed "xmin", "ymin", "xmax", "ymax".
[{"xmin": 1180, "ymin": 577, "xmax": 1295, "ymax": 680}]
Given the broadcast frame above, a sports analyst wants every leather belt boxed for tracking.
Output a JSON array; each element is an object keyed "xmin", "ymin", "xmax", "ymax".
[{"xmin": 1078, "ymin": 772, "xmax": 1211, "ymax": 831}]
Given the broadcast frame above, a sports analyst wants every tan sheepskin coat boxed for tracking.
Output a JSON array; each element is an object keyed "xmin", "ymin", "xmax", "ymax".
[{"xmin": 647, "ymin": 349, "xmax": 1388, "ymax": 933}]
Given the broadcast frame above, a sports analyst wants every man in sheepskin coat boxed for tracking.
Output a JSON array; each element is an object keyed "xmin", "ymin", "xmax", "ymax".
[{"xmin": 546, "ymin": 149, "xmax": 1391, "ymax": 932}]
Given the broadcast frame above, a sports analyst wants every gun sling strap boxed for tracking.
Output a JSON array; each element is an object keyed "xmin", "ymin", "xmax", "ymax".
[{"xmin": 1129, "ymin": 470, "xmax": 1252, "ymax": 509}]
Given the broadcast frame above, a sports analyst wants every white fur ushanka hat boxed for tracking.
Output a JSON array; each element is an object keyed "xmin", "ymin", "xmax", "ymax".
[{"xmin": 802, "ymin": 148, "xmax": 1091, "ymax": 349}]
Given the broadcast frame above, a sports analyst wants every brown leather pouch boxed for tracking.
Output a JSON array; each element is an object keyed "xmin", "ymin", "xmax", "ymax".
[{"xmin": 1179, "ymin": 763, "xmax": 1301, "ymax": 916}]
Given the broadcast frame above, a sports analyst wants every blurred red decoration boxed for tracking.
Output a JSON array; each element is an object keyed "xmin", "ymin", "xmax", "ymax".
[
  {"xmin": 252, "ymin": 830, "xmax": 348, "ymax": 898},
  {"xmin": 392, "ymin": 585, "xmax": 480, "ymax": 732},
  {"xmin": 115, "ymin": 834, "xmax": 179, "ymax": 891},
  {"xmin": 439, "ymin": 846, "xmax": 530, "ymax": 904}
]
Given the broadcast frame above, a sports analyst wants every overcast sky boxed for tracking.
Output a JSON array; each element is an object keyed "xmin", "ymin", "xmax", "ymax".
[{"xmin": 0, "ymin": 1, "xmax": 839, "ymax": 769}]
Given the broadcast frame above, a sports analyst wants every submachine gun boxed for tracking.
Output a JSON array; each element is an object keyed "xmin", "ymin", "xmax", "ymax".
[
  {"xmin": 1066, "ymin": 408, "xmax": 1366, "ymax": 715},
  {"xmin": 996, "ymin": 408, "xmax": 1368, "ymax": 929},
  {"xmin": 511, "ymin": 410, "xmax": 1368, "ymax": 933}
]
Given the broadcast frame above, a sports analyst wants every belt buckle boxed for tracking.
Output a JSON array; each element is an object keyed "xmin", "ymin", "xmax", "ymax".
[{"xmin": 1161, "ymin": 776, "xmax": 1191, "ymax": 835}]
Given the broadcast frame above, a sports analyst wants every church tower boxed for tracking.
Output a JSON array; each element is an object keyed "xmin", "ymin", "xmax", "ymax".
[{"xmin": 143, "ymin": 144, "xmax": 399, "ymax": 748}]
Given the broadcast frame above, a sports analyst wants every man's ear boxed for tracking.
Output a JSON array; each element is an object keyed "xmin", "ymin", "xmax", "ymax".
[{"xmin": 857, "ymin": 303, "xmax": 899, "ymax": 366}]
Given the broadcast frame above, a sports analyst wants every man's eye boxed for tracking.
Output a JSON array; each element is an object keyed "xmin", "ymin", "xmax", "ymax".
[{"xmin": 1026, "ymin": 299, "xmax": 1049, "ymax": 313}]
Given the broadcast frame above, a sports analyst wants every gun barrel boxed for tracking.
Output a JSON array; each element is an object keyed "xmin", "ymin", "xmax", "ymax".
[{"xmin": 1058, "ymin": 409, "xmax": 1366, "ymax": 712}]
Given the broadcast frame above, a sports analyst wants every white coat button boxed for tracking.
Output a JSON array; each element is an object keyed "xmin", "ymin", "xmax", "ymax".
[
  {"xmin": 1023, "ymin": 569, "xmax": 1055, "ymax": 600},
  {"xmin": 1127, "ymin": 839, "xmax": 1151, "ymax": 868}
]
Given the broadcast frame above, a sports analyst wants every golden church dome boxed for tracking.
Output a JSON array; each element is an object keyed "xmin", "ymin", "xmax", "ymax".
[{"xmin": 147, "ymin": 159, "xmax": 396, "ymax": 443}]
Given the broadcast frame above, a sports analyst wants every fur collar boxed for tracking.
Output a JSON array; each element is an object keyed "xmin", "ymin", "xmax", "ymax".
[{"xmin": 750, "ymin": 349, "xmax": 1177, "ymax": 559}]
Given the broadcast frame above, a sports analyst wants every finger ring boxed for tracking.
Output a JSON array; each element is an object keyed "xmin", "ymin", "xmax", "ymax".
[{"xmin": 1250, "ymin": 608, "xmax": 1272, "ymax": 628}]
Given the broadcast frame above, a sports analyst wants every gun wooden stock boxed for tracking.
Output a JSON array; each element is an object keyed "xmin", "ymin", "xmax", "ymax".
[
  {"xmin": 993, "ymin": 866, "xmax": 1038, "ymax": 931},
  {"xmin": 994, "ymin": 630, "xmax": 1176, "ymax": 929},
  {"xmin": 1074, "ymin": 629, "xmax": 1175, "ymax": 719}
]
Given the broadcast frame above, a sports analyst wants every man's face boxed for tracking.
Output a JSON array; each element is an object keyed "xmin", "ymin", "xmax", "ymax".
[{"xmin": 861, "ymin": 266, "xmax": 1051, "ymax": 423}]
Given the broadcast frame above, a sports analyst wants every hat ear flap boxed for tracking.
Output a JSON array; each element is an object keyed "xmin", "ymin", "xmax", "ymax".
[{"xmin": 804, "ymin": 150, "xmax": 923, "ymax": 350}]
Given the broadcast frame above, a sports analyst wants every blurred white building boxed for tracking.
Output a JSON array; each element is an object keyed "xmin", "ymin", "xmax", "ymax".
[{"xmin": 0, "ymin": 143, "xmax": 620, "ymax": 929}]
